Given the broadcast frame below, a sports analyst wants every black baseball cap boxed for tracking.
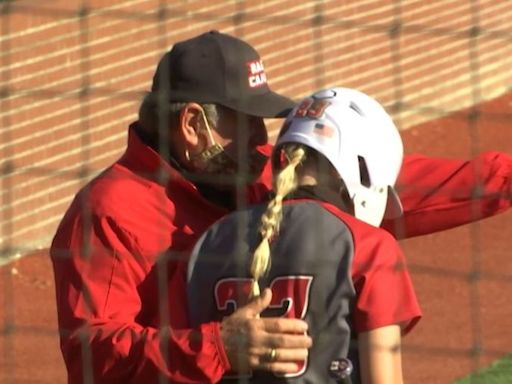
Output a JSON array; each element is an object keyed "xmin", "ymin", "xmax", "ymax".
[{"xmin": 151, "ymin": 30, "xmax": 295, "ymax": 118}]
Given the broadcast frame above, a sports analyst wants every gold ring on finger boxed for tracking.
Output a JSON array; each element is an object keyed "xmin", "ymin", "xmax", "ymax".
[{"xmin": 265, "ymin": 348, "xmax": 277, "ymax": 362}]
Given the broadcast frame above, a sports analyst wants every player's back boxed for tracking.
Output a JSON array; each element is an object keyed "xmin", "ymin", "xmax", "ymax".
[{"xmin": 188, "ymin": 199, "xmax": 361, "ymax": 383}]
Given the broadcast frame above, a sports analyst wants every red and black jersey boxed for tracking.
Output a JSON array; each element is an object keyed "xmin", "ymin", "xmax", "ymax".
[
  {"xmin": 50, "ymin": 121, "xmax": 509, "ymax": 383},
  {"xmin": 187, "ymin": 188, "xmax": 421, "ymax": 383}
]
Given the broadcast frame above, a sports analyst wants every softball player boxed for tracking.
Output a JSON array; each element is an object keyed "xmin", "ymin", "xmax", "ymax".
[{"xmin": 187, "ymin": 87, "xmax": 421, "ymax": 383}]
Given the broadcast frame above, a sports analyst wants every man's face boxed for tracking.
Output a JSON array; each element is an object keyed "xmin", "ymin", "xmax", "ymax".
[
  {"xmin": 206, "ymin": 106, "xmax": 269, "ymax": 179},
  {"xmin": 212, "ymin": 106, "xmax": 268, "ymax": 157}
]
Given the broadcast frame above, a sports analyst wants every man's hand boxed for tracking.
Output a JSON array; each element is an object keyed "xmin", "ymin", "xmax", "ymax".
[{"xmin": 220, "ymin": 288, "xmax": 312, "ymax": 374}]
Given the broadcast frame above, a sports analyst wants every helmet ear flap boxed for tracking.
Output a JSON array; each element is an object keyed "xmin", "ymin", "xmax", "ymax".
[
  {"xmin": 352, "ymin": 156, "xmax": 388, "ymax": 227},
  {"xmin": 352, "ymin": 185, "xmax": 389, "ymax": 227}
]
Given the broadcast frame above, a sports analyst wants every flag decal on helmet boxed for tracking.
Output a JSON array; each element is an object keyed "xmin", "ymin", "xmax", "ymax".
[{"xmin": 313, "ymin": 122, "xmax": 334, "ymax": 138}]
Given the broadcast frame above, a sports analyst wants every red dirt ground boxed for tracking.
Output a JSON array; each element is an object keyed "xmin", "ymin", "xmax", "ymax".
[
  {"xmin": 1, "ymin": 92, "xmax": 511, "ymax": 383},
  {"xmin": 400, "ymin": 92, "xmax": 512, "ymax": 382}
]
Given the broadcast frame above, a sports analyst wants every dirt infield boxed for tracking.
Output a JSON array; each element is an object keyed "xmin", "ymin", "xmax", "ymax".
[
  {"xmin": 400, "ymin": 92, "xmax": 512, "ymax": 383},
  {"xmin": 0, "ymin": 92, "xmax": 511, "ymax": 383}
]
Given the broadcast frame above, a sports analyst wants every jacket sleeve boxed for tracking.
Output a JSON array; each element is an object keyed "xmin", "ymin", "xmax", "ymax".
[
  {"xmin": 382, "ymin": 151, "xmax": 512, "ymax": 239},
  {"xmin": 50, "ymin": 209, "xmax": 230, "ymax": 384}
]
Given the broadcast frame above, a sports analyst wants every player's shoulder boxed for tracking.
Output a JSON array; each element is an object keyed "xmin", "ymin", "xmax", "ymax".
[
  {"xmin": 313, "ymin": 200, "xmax": 401, "ymax": 257},
  {"xmin": 313, "ymin": 200, "xmax": 392, "ymax": 237}
]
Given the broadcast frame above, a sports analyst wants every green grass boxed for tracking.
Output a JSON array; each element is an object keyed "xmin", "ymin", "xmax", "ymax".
[{"xmin": 454, "ymin": 354, "xmax": 512, "ymax": 384}]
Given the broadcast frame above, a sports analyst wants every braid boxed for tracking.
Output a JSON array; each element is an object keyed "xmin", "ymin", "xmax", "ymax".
[{"xmin": 249, "ymin": 145, "xmax": 306, "ymax": 298}]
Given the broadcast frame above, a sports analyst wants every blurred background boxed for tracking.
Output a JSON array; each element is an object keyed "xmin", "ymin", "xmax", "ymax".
[{"xmin": 0, "ymin": 1, "xmax": 511, "ymax": 383}]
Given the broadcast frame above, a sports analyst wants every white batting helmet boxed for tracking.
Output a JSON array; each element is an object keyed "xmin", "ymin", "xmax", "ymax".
[{"xmin": 275, "ymin": 87, "xmax": 404, "ymax": 226}]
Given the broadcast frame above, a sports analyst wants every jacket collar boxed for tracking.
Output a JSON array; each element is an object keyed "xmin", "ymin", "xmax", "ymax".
[{"xmin": 119, "ymin": 122, "xmax": 189, "ymax": 186}]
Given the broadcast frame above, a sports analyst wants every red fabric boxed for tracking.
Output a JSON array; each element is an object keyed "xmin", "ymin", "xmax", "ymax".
[
  {"xmin": 246, "ymin": 143, "xmax": 274, "ymax": 204},
  {"xmin": 50, "ymin": 121, "xmax": 510, "ymax": 382},
  {"xmin": 248, "ymin": 149, "xmax": 511, "ymax": 238},
  {"xmin": 50, "ymin": 126, "xmax": 231, "ymax": 383},
  {"xmin": 382, "ymin": 151, "xmax": 512, "ymax": 238},
  {"xmin": 318, "ymin": 201, "xmax": 422, "ymax": 335}
]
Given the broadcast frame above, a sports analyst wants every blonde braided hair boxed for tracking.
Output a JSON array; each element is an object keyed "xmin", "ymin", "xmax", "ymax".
[{"xmin": 249, "ymin": 145, "xmax": 306, "ymax": 298}]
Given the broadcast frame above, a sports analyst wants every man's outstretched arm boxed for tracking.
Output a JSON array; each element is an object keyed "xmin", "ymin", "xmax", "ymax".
[{"xmin": 382, "ymin": 151, "xmax": 512, "ymax": 239}]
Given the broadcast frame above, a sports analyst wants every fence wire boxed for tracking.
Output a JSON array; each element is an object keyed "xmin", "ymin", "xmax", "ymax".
[{"xmin": 1, "ymin": 0, "xmax": 511, "ymax": 383}]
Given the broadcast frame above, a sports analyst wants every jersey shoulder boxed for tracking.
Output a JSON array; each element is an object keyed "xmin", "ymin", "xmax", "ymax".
[{"xmin": 314, "ymin": 200, "xmax": 402, "ymax": 262}]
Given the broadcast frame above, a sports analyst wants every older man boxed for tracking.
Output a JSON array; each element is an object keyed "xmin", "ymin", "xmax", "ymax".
[{"xmin": 50, "ymin": 30, "xmax": 511, "ymax": 383}]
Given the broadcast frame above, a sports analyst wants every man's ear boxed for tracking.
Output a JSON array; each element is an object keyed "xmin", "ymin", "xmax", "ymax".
[{"xmin": 178, "ymin": 103, "xmax": 204, "ymax": 147}]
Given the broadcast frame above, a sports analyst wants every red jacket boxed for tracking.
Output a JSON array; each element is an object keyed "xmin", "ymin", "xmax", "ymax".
[
  {"xmin": 384, "ymin": 151, "xmax": 512, "ymax": 238},
  {"xmin": 50, "ymin": 124, "xmax": 511, "ymax": 383}
]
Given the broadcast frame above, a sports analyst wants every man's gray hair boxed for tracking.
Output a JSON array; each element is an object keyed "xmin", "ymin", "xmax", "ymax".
[{"xmin": 138, "ymin": 92, "xmax": 219, "ymax": 139}]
